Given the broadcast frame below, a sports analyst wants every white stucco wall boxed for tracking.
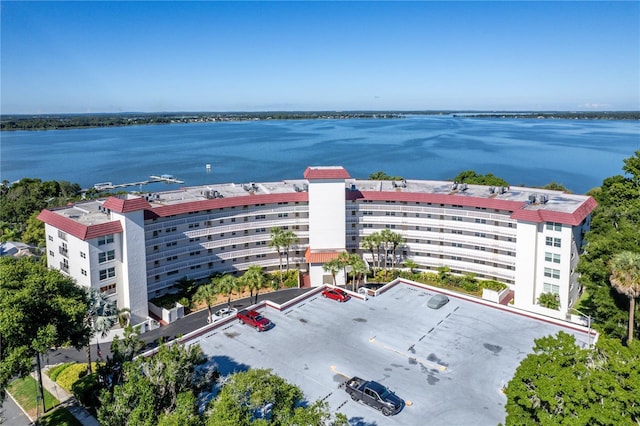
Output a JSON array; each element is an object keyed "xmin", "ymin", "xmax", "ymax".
[
  {"xmin": 308, "ymin": 179, "xmax": 346, "ymax": 250},
  {"xmin": 111, "ymin": 209, "xmax": 149, "ymax": 323},
  {"xmin": 514, "ymin": 221, "xmax": 538, "ymax": 310}
]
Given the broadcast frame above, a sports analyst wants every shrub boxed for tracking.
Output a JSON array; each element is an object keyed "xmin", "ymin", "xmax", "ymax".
[
  {"xmin": 481, "ymin": 280, "xmax": 508, "ymax": 292},
  {"xmin": 72, "ymin": 372, "xmax": 101, "ymax": 413},
  {"xmin": 56, "ymin": 363, "xmax": 98, "ymax": 392},
  {"xmin": 48, "ymin": 363, "xmax": 73, "ymax": 381},
  {"xmin": 538, "ymin": 292, "xmax": 560, "ymax": 310}
]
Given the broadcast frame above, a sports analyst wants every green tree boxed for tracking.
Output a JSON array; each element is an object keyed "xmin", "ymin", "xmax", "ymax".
[
  {"xmin": 206, "ymin": 368, "xmax": 344, "ymax": 426},
  {"xmin": 215, "ymin": 274, "xmax": 239, "ymax": 308},
  {"xmin": 85, "ymin": 288, "xmax": 118, "ymax": 374},
  {"xmin": 404, "ymin": 259, "xmax": 419, "ymax": 273},
  {"xmin": 241, "ymin": 265, "xmax": 267, "ymax": 305},
  {"xmin": 269, "ymin": 227, "xmax": 285, "ymax": 286},
  {"xmin": 609, "ymin": 251, "xmax": 640, "ymax": 342},
  {"xmin": 0, "ymin": 257, "xmax": 88, "ymax": 408},
  {"xmin": 322, "ymin": 258, "xmax": 341, "ymax": 286},
  {"xmin": 577, "ymin": 150, "xmax": 640, "ymax": 338},
  {"xmin": 505, "ymin": 332, "xmax": 640, "ymax": 425},
  {"xmin": 98, "ymin": 342, "xmax": 213, "ymax": 426},
  {"xmin": 194, "ymin": 283, "xmax": 220, "ymax": 324},
  {"xmin": 369, "ymin": 171, "xmax": 403, "ymax": 181},
  {"xmin": 361, "ymin": 233, "xmax": 379, "ymax": 270},
  {"xmin": 280, "ymin": 230, "xmax": 297, "ymax": 272},
  {"xmin": 453, "ymin": 170, "xmax": 509, "ymax": 187},
  {"xmin": 347, "ymin": 253, "xmax": 368, "ymax": 291},
  {"xmin": 21, "ymin": 211, "xmax": 46, "ymax": 247},
  {"xmin": 537, "ymin": 292, "xmax": 560, "ymax": 310}
]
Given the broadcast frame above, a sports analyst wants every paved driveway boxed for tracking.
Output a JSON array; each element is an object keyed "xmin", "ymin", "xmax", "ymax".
[{"xmin": 192, "ymin": 283, "xmax": 590, "ymax": 426}]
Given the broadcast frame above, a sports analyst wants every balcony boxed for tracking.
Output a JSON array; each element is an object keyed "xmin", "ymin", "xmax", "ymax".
[{"xmin": 58, "ymin": 246, "xmax": 68, "ymax": 257}]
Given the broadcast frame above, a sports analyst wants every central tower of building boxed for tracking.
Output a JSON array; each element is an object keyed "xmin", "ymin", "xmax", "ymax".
[{"xmin": 304, "ymin": 166, "xmax": 350, "ymax": 285}]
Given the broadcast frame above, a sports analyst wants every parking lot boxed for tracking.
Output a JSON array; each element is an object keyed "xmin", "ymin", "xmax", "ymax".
[{"xmin": 190, "ymin": 282, "xmax": 591, "ymax": 425}]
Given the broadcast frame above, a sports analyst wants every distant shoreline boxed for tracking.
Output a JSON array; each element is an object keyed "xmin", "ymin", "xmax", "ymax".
[{"xmin": 1, "ymin": 111, "xmax": 638, "ymax": 131}]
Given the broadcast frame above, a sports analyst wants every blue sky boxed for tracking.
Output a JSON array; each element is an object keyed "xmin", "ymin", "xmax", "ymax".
[{"xmin": 2, "ymin": 1, "xmax": 639, "ymax": 113}]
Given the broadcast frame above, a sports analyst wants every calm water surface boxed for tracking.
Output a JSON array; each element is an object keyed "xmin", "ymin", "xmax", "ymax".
[{"xmin": 2, "ymin": 115, "xmax": 638, "ymax": 194}]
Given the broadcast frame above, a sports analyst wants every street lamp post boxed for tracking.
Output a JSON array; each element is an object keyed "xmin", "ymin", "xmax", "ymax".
[{"xmin": 573, "ymin": 308, "xmax": 592, "ymax": 349}]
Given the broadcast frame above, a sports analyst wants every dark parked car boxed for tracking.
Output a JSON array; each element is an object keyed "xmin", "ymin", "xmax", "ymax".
[
  {"xmin": 344, "ymin": 376, "xmax": 403, "ymax": 416},
  {"xmin": 427, "ymin": 294, "xmax": 449, "ymax": 309},
  {"xmin": 321, "ymin": 288, "xmax": 351, "ymax": 302}
]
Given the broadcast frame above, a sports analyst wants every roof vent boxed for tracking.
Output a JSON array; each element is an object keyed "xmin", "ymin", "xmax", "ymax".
[
  {"xmin": 528, "ymin": 194, "xmax": 536, "ymax": 204},
  {"xmin": 539, "ymin": 194, "xmax": 548, "ymax": 204},
  {"xmin": 460, "ymin": 183, "xmax": 468, "ymax": 191},
  {"xmin": 488, "ymin": 186, "xmax": 495, "ymax": 194},
  {"xmin": 451, "ymin": 181, "xmax": 458, "ymax": 190}
]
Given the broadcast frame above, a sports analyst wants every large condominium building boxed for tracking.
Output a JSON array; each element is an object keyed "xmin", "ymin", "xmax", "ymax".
[{"xmin": 39, "ymin": 166, "xmax": 596, "ymax": 324}]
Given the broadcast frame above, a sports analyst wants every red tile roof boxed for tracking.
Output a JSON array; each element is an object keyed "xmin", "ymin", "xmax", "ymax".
[
  {"xmin": 305, "ymin": 247, "xmax": 344, "ymax": 263},
  {"xmin": 303, "ymin": 166, "xmax": 351, "ymax": 180},
  {"xmin": 511, "ymin": 196, "xmax": 597, "ymax": 226},
  {"xmin": 145, "ymin": 192, "xmax": 308, "ymax": 219},
  {"xmin": 349, "ymin": 191, "xmax": 597, "ymax": 225},
  {"xmin": 37, "ymin": 210, "xmax": 123, "ymax": 241},
  {"xmin": 103, "ymin": 196, "xmax": 152, "ymax": 213}
]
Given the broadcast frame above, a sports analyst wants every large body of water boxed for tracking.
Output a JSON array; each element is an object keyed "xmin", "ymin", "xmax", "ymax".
[{"xmin": 2, "ymin": 115, "xmax": 638, "ymax": 194}]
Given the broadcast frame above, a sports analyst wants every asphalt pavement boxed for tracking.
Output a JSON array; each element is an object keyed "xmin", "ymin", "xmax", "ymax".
[{"xmin": 45, "ymin": 287, "xmax": 313, "ymax": 365}]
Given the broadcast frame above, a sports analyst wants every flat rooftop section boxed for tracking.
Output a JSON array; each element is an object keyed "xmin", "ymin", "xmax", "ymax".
[
  {"xmin": 47, "ymin": 175, "xmax": 590, "ymax": 225},
  {"xmin": 190, "ymin": 283, "xmax": 591, "ymax": 425},
  {"xmin": 351, "ymin": 178, "xmax": 589, "ymax": 214}
]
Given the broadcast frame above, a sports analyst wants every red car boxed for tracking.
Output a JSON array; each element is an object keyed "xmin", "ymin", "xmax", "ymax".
[
  {"xmin": 321, "ymin": 288, "xmax": 351, "ymax": 302},
  {"xmin": 237, "ymin": 309, "xmax": 272, "ymax": 331}
]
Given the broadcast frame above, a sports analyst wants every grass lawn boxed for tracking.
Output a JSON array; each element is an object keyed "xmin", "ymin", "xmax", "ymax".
[
  {"xmin": 7, "ymin": 375, "xmax": 59, "ymax": 419},
  {"xmin": 35, "ymin": 406, "xmax": 83, "ymax": 426}
]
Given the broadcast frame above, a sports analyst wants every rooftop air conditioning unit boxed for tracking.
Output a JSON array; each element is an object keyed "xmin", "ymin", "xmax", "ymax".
[
  {"xmin": 451, "ymin": 182, "xmax": 458, "ymax": 190},
  {"xmin": 528, "ymin": 194, "xmax": 536, "ymax": 203},
  {"xmin": 539, "ymin": 194, "xmax": 548, "ymax": 204},
  {"xmin": 488, "ymin": 186, "xmax": 495, "ymax": 194},
  {"xmin": 461, "ymin": 183, "xmax": 468, "ymax": 191}
]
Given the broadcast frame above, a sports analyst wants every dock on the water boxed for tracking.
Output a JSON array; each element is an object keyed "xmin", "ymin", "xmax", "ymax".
[{"xmin": 90, "ymin": 175, "xmax": 184, "ymax": 191}]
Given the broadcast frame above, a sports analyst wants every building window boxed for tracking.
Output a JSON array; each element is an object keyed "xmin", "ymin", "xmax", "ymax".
[
  {"xmin": 255, "ymin": 214, "xmax": 266, "ymax": 220},
  {"xmin": 475, "ymin": 218, "xmax": 486, "ymax": 224},
  {"xmin": 81, "ymin": 269, "xmax": 87, "ymax": 276},
  {"xmin": 452, "ymin": 216, "xmax": 463, "ymax": 221},
  {"xmin": 543, "ymin": 282, "xmax": 560, "ymax": 294},
  {"xmin": 80, "ymin": 251, "xmax": 86, "ymax": 259},
  {"xmin": 167, "ymin": 270, "xmax": 179, "ymax": 276},
  {"xmin": 546, "ymin": 237, "xmax": 561, "ymax": 247},
  {"xmin": 545, "ymin": 252, "xmax": 561, "ymax": 264},
  {"xmin": 98, "ymin": 234, "xmax": 114, "ymax": 245},
  {"xmin": 100, "ymin": 283, "xmax": 116, "ymax": 295},
  {"xmin": 98, "ymin": 250, "xmax": 115, "ymax": 263},
  {"xmin": 99, "ymin": 267, "xmax": 116, "ymax": 280},
  {"xmin": 49, "ymin": 250, "xmax": 54, "ymax": 257},
  {"xmin": 58, "ymin": 230, "xmax": 67, "ymax": 241},
  {"xmin": 546, "ymin": 222, "xmax": 562, "ymax": 231},
  {"xmin": 165, "ymin": 226, "xmax": 177, "ymax": 233},
  {"xmin": 544, "ymin": 268, "xmax": 560, "ymax": 279},
  {"xmin": 475, "ymin": 232, "xmax": 486, "ymax": 238},
  {"xmin": 48, "ymin": 235, "xmax": 54, "ymax": 242}
]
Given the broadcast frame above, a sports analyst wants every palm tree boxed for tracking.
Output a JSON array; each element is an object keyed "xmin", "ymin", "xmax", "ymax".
[
  {"xmin": 269, "ymin": 227, "xmax": 285, "ymax": 285},
  {"xmin": 216, "ymin": 274, "xmax": 239, "ymax": 309},
  {"xmin": 388, "ymin": 231, "xmax": 405, "ymax": 269},
  {"xmin": 242, "ymin": 265, "xmax": 267, "ymax": 304},
  {"xmin": 348, "ymin": 253, "xmax": 368, "ymax": 291},
  {"xmin": 85, "ymin": 288, "xmax": 118, "ymax": 374},
  {"xmin": 361, "ymin": 234, "xmax": 378, "ymax": 270},
  {"xmin": 609, "ymin": 251, "xmax": 640, "ymax": 343},
  {"xmin": 381, "ymin": 229, "xmax": 394, "ymax": 270},
  {"xmin": 404, "ymin": 259, "xmax": 419, "ymax": 273},
  {"xmin": 323, "ymin": 258, "xmax": 341, "ymax": 285},
  {"xmin": 280, "ymin": 230, "xmax": 297, "ymax": 272},
  {"xmin": 337, "ymin": 252, "xmax": 352, "ymax": 286},
  {"xmin": 194, "ymin": 283, "xmax": 219, "ymax": 323}
]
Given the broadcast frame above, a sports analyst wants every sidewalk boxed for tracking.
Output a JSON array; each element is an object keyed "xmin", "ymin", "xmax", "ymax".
[{"xmin": 34, "ymin": 367, "xmax": 100, "ymax": 426}]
